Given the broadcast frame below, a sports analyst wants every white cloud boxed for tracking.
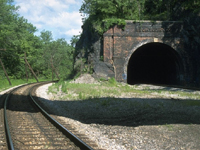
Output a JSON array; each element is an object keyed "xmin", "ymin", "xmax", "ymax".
[
  {"xmin": 15, "ymin": 0, "xmax": 83, "ymax": 43},
  {"xmin": 65, "ymin": 28, "xmax": 82, "ymax": 36}
]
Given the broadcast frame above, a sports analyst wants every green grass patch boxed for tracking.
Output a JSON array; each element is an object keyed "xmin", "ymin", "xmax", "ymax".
[
  {"xmin": 0, "ymin": 78, "xmax": 33, "ymax": 91},
  {"xmin": 108, "ymin": 77, "xmax": 118, "ymax": 86},
  {"xmin": 0, "ymin": 78, "xmax": 50, "ymax": 92},
  {"xmin": 48, "ymin": 79, "xmax": 200, "ymax": 101},
  {"xmin": 48, "ymin": 80, "xmax": 153, "ymax": 100}
]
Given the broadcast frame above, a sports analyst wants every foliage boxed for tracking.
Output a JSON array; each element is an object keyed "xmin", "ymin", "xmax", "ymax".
[
  {"xmin": 80, "ymin": 0, "xmax": 146, "ymax": 34},
  {"xmin": 80, "ymin": 0, "xmax": 200, "ymax": 35},
  {"xmin": 61, "ymin": 82, "xmax": 68, "ymax": 93},
  {"xmin": 39, "ymin": 32, "xmax": 74, "ymax": 80},
  {"xmin": 108, "ymin": 77, "xmax": 118, "ymax": 86},
  {"xmin": 0, "ymin": 0, "xmax": 76, "ymax": 84},
  {"xmin": 144, "ymin": 0, "xmax": 200, "ymax": 20}
]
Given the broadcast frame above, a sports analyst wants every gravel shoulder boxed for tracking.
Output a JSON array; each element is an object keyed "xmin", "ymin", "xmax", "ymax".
[{"xmin": 35, "ymin": 77, "xmax": 200, "ymax": 150}]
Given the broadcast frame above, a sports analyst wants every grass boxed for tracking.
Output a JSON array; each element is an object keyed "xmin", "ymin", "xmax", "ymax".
[
  {"xmin": 0, "ymin": 78, "xmax": 49, "ymax": 92},
  {"xmin": 165, "ymin": 124, "xmax": 174, "ymax": 131},
  {"xmin": 48, "ymin": 79, "xmax": 200, "ymax": 105},
  {"xmin": 0, "ymin": 79, "xmax": 30, "ymax": 92}
]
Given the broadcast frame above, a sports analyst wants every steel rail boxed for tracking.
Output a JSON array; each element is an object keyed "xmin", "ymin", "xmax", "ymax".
[
  {"xmin": 4, "ymin": 90, "xmax": 14, "ymax": 150},
  {"xmin": 3, "ymin": 84, "xmax": 30, "ymax": 150},
  {"xmin": 29, "ymin": 83, "xmax": 93, "ymax": 150},
  {"xmin": 3, "ymin": 82, "xmax": 50, "ymax": 150}
]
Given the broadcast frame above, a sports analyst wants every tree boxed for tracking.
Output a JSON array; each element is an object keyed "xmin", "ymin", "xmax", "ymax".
[
  {"xmin": 0, "ymin": 1, "xmax": 76, "ymax": 82},
  {"xmin": 144, "ymin": 0, "xmax": 200, "ymax": 20},
  {"xmin": 38, "ymin": 30, "xmax": 74, "ymax": 80},
  {"xmin": 0, "ymin": 0, "xmax": 23, "ymax": 79},
  {"xmin": 80, "ymin": 0, "xmax": 146, "ymax": 34},
  {"xmin": 80, "ymin": 0, "xmax": 200, "ymax": 34},
  {"xmin": 0, "ymin": 0, "xmax": 42, "ymax": 80}
]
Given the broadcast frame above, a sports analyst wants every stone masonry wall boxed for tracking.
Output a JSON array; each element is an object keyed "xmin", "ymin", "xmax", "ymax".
[{"xmin": 103, "ymin": 21, "xmax": 197, "ymax": 86}]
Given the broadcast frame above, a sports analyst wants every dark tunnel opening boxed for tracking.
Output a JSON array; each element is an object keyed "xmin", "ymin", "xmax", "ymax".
[{"xmin": 127, "ymin": 42, "xmax": 182, "ymax": 85}]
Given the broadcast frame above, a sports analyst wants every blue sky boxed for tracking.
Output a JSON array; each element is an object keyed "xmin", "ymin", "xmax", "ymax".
[{"xmin": 14, "ymin": 0, "xmax": 83, "ymax": 43}]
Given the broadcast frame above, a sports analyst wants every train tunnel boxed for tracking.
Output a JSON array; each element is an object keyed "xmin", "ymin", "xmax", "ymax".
[{"xmin": 127, "ymin": 42, "xmax": 182, "ymax": 85}]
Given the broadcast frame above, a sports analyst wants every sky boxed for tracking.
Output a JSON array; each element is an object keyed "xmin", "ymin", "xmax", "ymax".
[{"xmin": 14, "ymin": 0, "xmax": 83, "ymax": 43}]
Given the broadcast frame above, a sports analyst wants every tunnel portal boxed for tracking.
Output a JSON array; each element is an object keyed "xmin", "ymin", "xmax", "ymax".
[{"xmin": 127, "ymin": 43, "xmax": 182, "ymax": 85}]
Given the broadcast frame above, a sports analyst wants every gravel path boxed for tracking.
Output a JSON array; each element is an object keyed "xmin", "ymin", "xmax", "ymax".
[{"xmin": 36, "ymin": 83, "xmax": 200, "ymax": 150}]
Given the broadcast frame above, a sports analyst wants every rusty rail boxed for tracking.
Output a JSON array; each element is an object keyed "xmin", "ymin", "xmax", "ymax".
[
  {"xmin": 3, "ymin": 82, "xmax": 93, "ymax": 150},
  {"xmin": 29, "ymin": 83, "xmax": 93, "ymax": 150}
]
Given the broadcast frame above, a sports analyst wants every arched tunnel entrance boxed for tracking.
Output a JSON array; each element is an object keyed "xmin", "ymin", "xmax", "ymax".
[{"xmin": 127, "ymin": 42, "xmax": 183, "ymax": 85}]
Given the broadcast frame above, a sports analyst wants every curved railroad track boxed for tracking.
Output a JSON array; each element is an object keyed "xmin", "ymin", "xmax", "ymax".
[{"xmin": 0, "ymin": 82, "xmax": 94, "ymax": 150}]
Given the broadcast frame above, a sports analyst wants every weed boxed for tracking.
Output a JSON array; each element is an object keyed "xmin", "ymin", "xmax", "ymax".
[
  {"xmin": 144, "ymin": 86, "xmax": 150, "ymax": 90},
  {"xmin": 61, "ymin": 82, "xmax": 68, "ymax": 93},
  {"xmin": 79, "ymin": 92, "xmax": 86, "ymax": 99},
  {"xmin": 99, "ymin": 77, "xmax": 107, "ymax": 82},
  {"xmin": 156, "ymin": 90, "xmax": 162, "ymax": 94},
  {"xmin": 108, "ymin": 77, "xmax": 117, "ymax": 86},
  {"xmin": 48, "ymin": 84, "xmax": 57, "ymax": 94},
  {"xmin": 165, "ymin": 124, "xmax": 174, "ymax": 131}
]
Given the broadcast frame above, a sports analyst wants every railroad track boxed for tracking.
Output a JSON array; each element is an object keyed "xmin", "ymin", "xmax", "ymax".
[
  {"xmin": 0, "ymin": 82, "xmax": 94, "ymax": 150},
  {"xmin": 0, "ymin": 92, "xmax": 7, "ymax": 149}
]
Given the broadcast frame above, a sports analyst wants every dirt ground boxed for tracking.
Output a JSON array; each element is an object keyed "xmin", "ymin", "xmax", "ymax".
[{"xmin": 37, "ymin": 74, "xmax": 200, "ymax": 150}]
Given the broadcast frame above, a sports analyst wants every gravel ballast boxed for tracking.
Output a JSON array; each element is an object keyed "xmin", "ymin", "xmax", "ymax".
[{"xmin": 35, "ymin": 78, "xmax": 200, "ymax": 149}]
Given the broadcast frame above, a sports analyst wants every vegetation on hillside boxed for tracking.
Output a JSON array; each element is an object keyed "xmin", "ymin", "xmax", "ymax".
[
  {"xmin": 80, "ymin": 0, "xmax": 200, "ymax": 35},
  {"xmin": 0, "ymin": 0, "xmax": 75, "ymax": 85}
]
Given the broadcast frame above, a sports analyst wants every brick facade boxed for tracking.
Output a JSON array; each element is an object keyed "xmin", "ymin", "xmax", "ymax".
[{"xmin": 103, "ymin": 21, "xmax": 194, "ymax": 86}]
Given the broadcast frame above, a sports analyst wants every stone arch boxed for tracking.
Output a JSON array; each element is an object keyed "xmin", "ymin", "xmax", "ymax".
[{"xmin": 126, "ymin": 42, "xmax": 184, "ymax": 85}]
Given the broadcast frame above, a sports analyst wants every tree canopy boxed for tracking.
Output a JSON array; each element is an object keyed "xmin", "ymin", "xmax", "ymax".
[
  {"xmin": 80, "ymin": 0, "xmax": 200, "ymax": 34},
  {"xmin": 0, "ymin": 0, "xmax": 75, "ymax": 82}
]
